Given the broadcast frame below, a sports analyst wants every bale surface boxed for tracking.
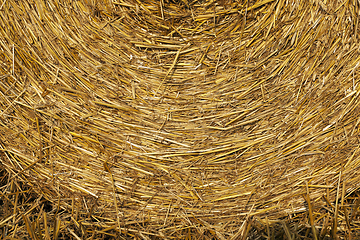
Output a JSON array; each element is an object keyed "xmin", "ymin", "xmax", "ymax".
[{"xmin": 1, "ymin": 0, "xmax": 360, "ymax": 239}]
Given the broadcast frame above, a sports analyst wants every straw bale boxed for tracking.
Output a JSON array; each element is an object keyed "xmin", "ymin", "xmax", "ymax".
[{"xmin": 1, "ymin": 0, "xmax": 360, "ymax": 239}]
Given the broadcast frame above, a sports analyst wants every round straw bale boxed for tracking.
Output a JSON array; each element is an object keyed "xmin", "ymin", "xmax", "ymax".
[{"xmin": 1, "ymin": 0, "xmax": 360, "ymax": 239}]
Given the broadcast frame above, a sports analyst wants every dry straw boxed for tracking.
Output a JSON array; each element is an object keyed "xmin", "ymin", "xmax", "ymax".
[{"xmin": 1, "ymin": 0, "xmax": 360, "ymax": 239}]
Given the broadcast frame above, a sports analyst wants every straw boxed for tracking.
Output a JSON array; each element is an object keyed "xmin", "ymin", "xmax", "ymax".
[{"xmin": 1, "ymin": 0, "xmax": 360, "ymax": 239}]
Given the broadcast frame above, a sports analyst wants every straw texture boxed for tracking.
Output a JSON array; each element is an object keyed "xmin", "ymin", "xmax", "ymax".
[{"xmin": 1, "ymin": 0, "xmax": 360, "ymax": 239}]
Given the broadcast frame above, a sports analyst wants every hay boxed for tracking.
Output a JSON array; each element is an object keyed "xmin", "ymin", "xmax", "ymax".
[{"xmin": 1, "ymin": 0, "xmax": 360, "ymax": 238}]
